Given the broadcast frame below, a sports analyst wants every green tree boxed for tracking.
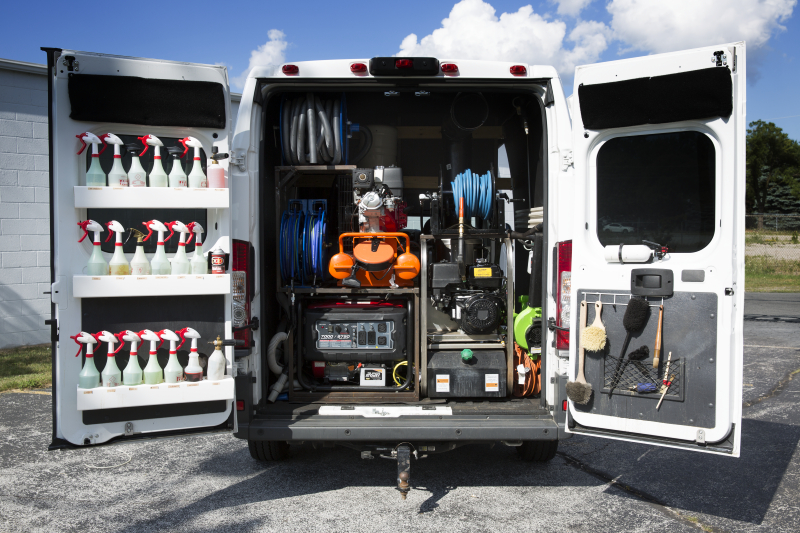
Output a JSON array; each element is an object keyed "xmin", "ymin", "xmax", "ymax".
[{"xmin": 746, "ymin": 120, "xmax": 800, "ymax": 217}]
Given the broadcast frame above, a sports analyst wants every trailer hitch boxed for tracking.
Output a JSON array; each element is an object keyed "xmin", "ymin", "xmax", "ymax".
[{"xmin": 396, "ymin": 444, "xmax": 412, "ymax": 500}]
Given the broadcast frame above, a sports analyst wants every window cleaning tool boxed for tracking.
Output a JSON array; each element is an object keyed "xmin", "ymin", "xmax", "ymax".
[
  {"xmin": 180, "ymin": 137, "xmax": 207, "ymax": 188},
  {"xmin": 653, "ymin": 305, "xmax": 664, "ymax": 368},
  {"xmin": 78, "ymin": 220, "xmax": 108, "ymax": 276},
  {"xmin": 608, "ymin": 297, "xmax": 650, "ymax": 396},
  {"xmin": 98, "ymin": 133, "xmax": 128, "ymax": 186},
  {"xmin": 580, "ymin": 300, "xmax": 607, "ymax": 352},
  {"xmin": 70, "ymin": 331, "xmax": 101, "ymax": 389},
  {"xmin": 128, "ymin": 228, "xmax": 151, "ymax": 275},
  {"xmin": 159, "ymin": 329, "xmax": 184, "ymax": 383},
  {"xmin": 105, "ymin": 220, "xmax": 131, "ymax": 276},
  {"xmin": 208, "ymin": 146, "xmax": 228, "ymax": 188},
  {"xmin": 167, "ymin": 145, "xmax": 187, "ymax": 187},
  {"xmin": 207, "ymin": 336, "xmax": 226, "ymax": 381},
  {"xmin": 125, "ymin": 142, "xmax": 148, "ymax": 187},
  {"xmin": 142, "ymin": 220, "xmax": 170, "ymax": 275},
  {"xmin": 139, "ymin": 134, "xmax": 168, "ymax": 187},
  {"xmin": 177, "ymin": 327, "xmax": 203, "ymax": 382},
  {"xmin": 566, "ymin": 300, "xmax": 593, "ymax": 404},
  {"xmin": 120, "ymin": 330, "xmax": 143, "ymax": 385},
  {"xmin": 165, "ymin": 220, "xmax": 191, "ymax": 275},
  {"xmin": 76, "ymin": 132, "xmax": 106, "ymax": 186},
  {"xmin": 98, "ymin": 330, "xmax": 123, "ymax": 387},
  {"xmin": 140, "ymin": 329, "xmax": 164, "ymax": 385},
  {"xmin": 186, "ymin": 222, "xmax": 207, "ymax": 274}
]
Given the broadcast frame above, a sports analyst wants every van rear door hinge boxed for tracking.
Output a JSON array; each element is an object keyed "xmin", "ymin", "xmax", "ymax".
[
  {"xmin": 230, "ymin": 150, "xmax": 246, "ymax": 172},
  {"xmin": 561, "ymin": 150, "xmax": 573, "ymax": 171}
]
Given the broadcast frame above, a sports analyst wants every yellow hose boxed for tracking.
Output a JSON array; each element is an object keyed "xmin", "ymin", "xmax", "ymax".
[{"xmin": 393, "ymin": 361, "xmax": 409, "ymax": 386}]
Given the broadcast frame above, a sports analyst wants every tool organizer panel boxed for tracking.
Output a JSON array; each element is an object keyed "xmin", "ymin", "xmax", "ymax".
[{"xmin": 575, "ymin": 290, "xmax": 717, "ymax": 428}]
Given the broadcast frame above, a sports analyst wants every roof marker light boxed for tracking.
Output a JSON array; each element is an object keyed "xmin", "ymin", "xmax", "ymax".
[
  {"xmin": 441, "ymin": 63, "xmax": 458, "ymax": 73},
  {"xmin": 510, "ymin": 65, "xmax": 527, "ymax": 76},
  {"xmin": 282, "ymin": 64, "xmax": 299, "ymax": 75},
  {"xmin": 396, "ymin": 59, "xmax": 413, "ymax": 69},
  {"xmin": 350, "ymin": 63, "xmax": 367, "ymax": 73}
]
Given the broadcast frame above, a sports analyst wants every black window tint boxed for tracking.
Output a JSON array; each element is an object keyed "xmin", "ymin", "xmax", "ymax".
[{"xmin": 596, "ymin": 131, "xmax": 715, "ymax": 253}]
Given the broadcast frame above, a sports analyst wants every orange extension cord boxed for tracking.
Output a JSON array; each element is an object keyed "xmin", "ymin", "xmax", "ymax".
[{"xmin": 513, "ymin": 342, "xmax": 541, "ymax": 397}]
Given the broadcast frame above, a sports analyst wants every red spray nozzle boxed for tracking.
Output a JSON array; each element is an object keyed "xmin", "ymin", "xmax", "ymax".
[
  {"xmin": 142, "ymin": 221, "xmax": 154, "ymax": 242},
  {"xmin": 76, "ymin": 134, "xmax": 88, "ymax": 155},
  {"xmin": 185, "ymin": 222, "xmax": 196, "ymax": 245},
  {"xmin": 78, "ymin": 221, "xmax": 91, "ymax": 243},
  {"xmin": 155, "ymin": 330, "xmax": 167, "ymax": 351},
  {"xmin": 69, "ymin": 334, "xmax": 83, "ymax": 358},
  {"xmin": 176, "ymin": 327, "xmax": 189, "ymax": 351},
  {"xmin": 179, "ymin": 138, "xmax": 189, "ymax": 158},
  {"xmin": 164, "ymin": 221, "xmax": 177, "ymax": 242},
  {"xmin": 138, "ymin": 135, "xmax": 150, "ymax": 156},
  {"xmin": 105, "ymin": 221, "xmax": 114, "ymax": 242},
  {"xmin": 97, "ymin": 133, "xmax": 110, "ymax": 155},
  {"xmin": 109, "ymin": 333, "xmax": 125, "ymax": 356},
  {"xmin": 91, "ymin": 332, "xmax": 106, "ymax": 356}
]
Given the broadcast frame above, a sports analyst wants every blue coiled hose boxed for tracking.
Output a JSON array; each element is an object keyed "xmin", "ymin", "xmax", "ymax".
[
  {"xmin": 280, "ymin": 203, "xmax": 326, "ymax": 286},
  {"xmin": 451, "ymin": 169, "xmax": 493, "ymax": 220}
]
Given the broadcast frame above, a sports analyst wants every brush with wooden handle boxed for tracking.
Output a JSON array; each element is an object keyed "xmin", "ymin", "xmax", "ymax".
[{"xmin": 652, "ymin": 305, "xmax": 664, "ymax": 368}]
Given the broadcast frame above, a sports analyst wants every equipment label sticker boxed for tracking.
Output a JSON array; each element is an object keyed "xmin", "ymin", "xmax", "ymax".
[
  {"xmin": 473, "ymin": 267, "xmax": 493, "ymax": 278},
  {"xmin": 436, "ymin": 375, "xmax": 450, "ymax": 393},
  {"xmin": 363, "ymin": 369, "xmax": 383, "ymax": 381},
  {"xmin": 485, "ymin": 374, "xmax": 499, "ymax": 392}
]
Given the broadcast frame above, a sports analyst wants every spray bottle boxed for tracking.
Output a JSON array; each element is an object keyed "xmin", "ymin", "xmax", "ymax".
[
  {"xmin": 159, "ymin": 329, "xmax": 184, "ymax": 383},
  {"xmin": 207, "ymin": 335, "xmax": 226, "ymax": 381},
  {"xmin": 98, "ymin": 133, "xmax": 128, "ymax": 186},
  {"xmin": 140, "ymin": 329, "xmax": 164, "ymax": 384},
  {"xmin": 208, "ymin": 146, "xmax": 229, "ymax": 188},
  {"xmin": 142, "ymin": 220, "xmax": 171, "ymax": 275},
  {"xmin": 125, "ymin": 142, "xmax": 148, "ymax": 187},
  {"xmin": 105, "ymin": 220, "xmax": 131, "ymax": 275},
  {"xmin": 165, "ymin": 220, "xmax": 191, "ymax": 275},
  {"xmin": 139, "ymin": 134, "xmax": 168, "ymax": 187},
  {"xmin": 180, "ymin": 137, "xmax": 207, "ymax": 188},
  {"xmin": 78, "ymin": 220, "xmax": 108, "ymax": 276},
  {"xmin": 70, "ymin": 331, "xmax": 101, "ymax": 389},
  {"xmin": 186, "ymin": 222, "xmax": 207, "ymax": 274},
  {"xmin": 76, "ymin": 132, "xmax": 107, "ymax": 187},
  {"xmin": 98, "ymin": 330, "xmax": 123, "ymax": 387},
  {"xmin": 120, "ymin": 330, "xmax": 143, "ymax": 386},
  {"xmin": 128, "ymin": 228, "xmax": 151, "ymax": 275},
  {"xmin": 167, "ymin": 145, "xmax": 187, "ymax": 187},
  {"xmin": 177, "ymin": 327, "xmax": 203, "ymax": 382}
]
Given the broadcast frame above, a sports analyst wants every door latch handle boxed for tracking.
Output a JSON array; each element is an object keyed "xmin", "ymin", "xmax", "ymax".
[
  {"xmin": 547, "ymin": 317, "xmax": 569, "ymax": 332},
  {"xmin": 232, "ymin": 316, "xmax": 259, "ymax": 332}
]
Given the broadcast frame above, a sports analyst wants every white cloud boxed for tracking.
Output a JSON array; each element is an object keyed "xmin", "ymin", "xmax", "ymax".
[
  {"xmin": 234, "ymin": 29, "xmax": 288, "ymax": 89},
  {"xmin": 551, "ymin": 0, "xmax": 593, "ymax": 17},
  {"xmin": 397, "ymin": 0, "xmax": 611, "ymax": 76}
]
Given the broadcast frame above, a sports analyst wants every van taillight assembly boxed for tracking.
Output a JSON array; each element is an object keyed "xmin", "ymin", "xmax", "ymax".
[
  {"xmin": 350, "ymin": 63, "xmax": 367, "ymax": 73},
  {"xmin": 232, "ymin": 239, "xmax": 254, "ymax": 348},
  {"xmin": 396, "ymin": 59, "xmax": 413, "ymax": 69},
  {"xmin": 510, "ymin": 65, "xmax": 527, "ymax": 76},
  {"xmin": 282, "ymin": 64, "xmax": 299, "ymax": 75},
  {"xmin": 441, "ymin": 63, "xmax": 458, "ymax": 73},
  {"xmin": 556, "ymin": 240, "xmax": 572, "ymax": 350}
]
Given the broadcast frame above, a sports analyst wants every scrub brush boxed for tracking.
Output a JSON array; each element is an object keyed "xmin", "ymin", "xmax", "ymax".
[
  {"xmin": 580, "ymin": 300, "xmax": 607, "ymax": 352},
  {"xmin": 566, "ymin": 301, "xmax": 593, "ymax": 405},
  {"xmin": 608, "ymin": 297, "xmax": 650, "ymax": 396}
]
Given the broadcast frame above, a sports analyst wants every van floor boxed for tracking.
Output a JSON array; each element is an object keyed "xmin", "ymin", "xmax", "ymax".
[{"xmin": 256, "ymin": 398, "xmax": 548, "ymax": 417}]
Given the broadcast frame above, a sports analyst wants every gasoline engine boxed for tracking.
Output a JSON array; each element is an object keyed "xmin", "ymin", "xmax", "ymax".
[{"xmin": 430, "ymin": 258, "xmax": 506, "ymax": 335}]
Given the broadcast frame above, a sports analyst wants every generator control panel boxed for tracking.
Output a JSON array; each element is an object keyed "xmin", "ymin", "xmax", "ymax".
[{"xmin": 315, "ymin": 320, "xmax": 395, "ymax": 350}]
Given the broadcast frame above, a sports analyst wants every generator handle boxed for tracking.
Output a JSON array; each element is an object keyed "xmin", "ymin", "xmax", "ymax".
[{"xmin": 337, "ymin": 232, "xmax": 411, "ymax": 253}]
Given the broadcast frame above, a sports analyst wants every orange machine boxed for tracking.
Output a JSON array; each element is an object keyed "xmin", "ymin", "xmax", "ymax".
[{"xmin": 329, "ymin": 232, "xmax": 420, "ymax": 288}]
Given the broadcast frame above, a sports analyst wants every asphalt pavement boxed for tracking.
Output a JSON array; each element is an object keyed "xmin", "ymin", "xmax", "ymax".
[{"xmin": 0, "ymin": 293, "xmax": 797, "ymax": 532}]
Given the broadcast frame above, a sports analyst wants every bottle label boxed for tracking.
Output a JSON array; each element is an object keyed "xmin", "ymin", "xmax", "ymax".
[{"xmin": 130, "ymin": 173, "xmax": 146, "ymax": 187}]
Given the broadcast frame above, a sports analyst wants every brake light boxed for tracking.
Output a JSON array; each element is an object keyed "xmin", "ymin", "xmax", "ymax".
[
  {"xmin": 396, "ymin": 59, "xmax": 413, "ymax": 69},
  {"xmin": 441, "ymin": 63, "xmax": 458, "ymax": 73},
  {"xmin": 563, "ymin": 400, "xmax": 568, "ymax": 411},
  {"xmin": 510, "ymin": 65, "xmax": 527, "ymax": 76},
  {"xmin": 236, "ymin": 400, "xmax": 244, "ymax": 411},
  {"xmin": 556, "ymin": 240, "xmax": 572, "ymax": 350},
  {"xmin": 232, "ymin": 239, "xmax": 254, "ymax": 348},
  {"xmin": 350, "ymin": 63, "xmax": 367, "ymax": 73},
  {"xmin": 282, "ymin": 65, "xmax": 299, "ymax": 75}
]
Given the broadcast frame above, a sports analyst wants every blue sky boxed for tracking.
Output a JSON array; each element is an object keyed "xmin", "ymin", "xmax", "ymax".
[{"xmin": 3, "ymin": 0, "xmax": 798, "ymax": 139}]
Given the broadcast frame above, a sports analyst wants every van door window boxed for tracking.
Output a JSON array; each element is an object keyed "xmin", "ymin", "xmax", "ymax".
[{"xmin": 596, "ymin": 131, "xmax": 715, "ymax": 253}]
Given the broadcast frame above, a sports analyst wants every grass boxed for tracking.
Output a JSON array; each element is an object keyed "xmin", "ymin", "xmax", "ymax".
[
  {"xmin": 0, "ymin": 344, "xmax": 51, "ymax": 392},
  {"xmin": 745, "ymin": 256, "xmax": 800, "ymax": 292}
]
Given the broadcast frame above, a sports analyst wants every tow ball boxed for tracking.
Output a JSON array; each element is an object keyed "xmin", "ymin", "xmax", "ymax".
[{"xmin": 395, "ymin": 444, "xmax": 414, "ymax": 500}]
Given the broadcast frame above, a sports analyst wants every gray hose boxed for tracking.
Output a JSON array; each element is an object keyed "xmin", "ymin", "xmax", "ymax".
[
  {"xmin": 332, "ymin": 99, "xmax": 341, "ymax": 165},
  {"xmin": 306, "ymin": 92, "xmax": 316, "ymax": 164},
  {"xmin": 281, "ymin": 99, "xmax": 292, "ymax": 163},
  {"xmin": 315, "ymin": 97, "xmax": 334, "ymax": 162},
  {"xmin": 267, "ymin": 330, "xmax": 289, "ymax": 375},
  {"xmin": 324, "ymin": 99, "xmax": 334, "ymax": 159},
  {"xmin": 289, "ymin": 98, "xmax": 303, "ymax": 165},
  {"xmin": 296, "ymin": 106, "xmax": 307, "ymax": 164},
  {"xmin": 268, "ymin": 371, "xmax": 289, "ymax": 403}
]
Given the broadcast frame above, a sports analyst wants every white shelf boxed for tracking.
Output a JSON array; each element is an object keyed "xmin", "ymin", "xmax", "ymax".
[
  {"xmin": 76, "ymin": 376, "xmax": 235, "ymax": 411},
  {"xmin": 74, "ymin": 186, "xmax": 229, "ymax": 209},
  {"xmin": 73, "ymin": 274, "xmax": 230, "ymax": 298}
]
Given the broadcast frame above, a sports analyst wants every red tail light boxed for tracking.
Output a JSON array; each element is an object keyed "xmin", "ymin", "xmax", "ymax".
[
  {"xmin": 510, "ymin": 65, "xmax": 527, "ymax": 76},
  {"xmin": 563, "ymin": 400, "xmax": 568, "ymax": 411},
  {"xmin": 556, "ymin": 240, "xmax": 572, "ymax": 350},
  {"xmin": 232, "ymin": 239, "xmax": 254, "ymax": 348},
  {"xmin": 350, "ymin": 63, "xmax": 367, "ymax": 73},
  {"xmin": 282, "ymin": 65, "xmax": 299, "ymax": 75},
  {"xmin": 236, "ymin": 400, "xmax": 244, "ymax": 411},
  {"xmin": 396, "ymin": 59, "xmax": 413, "ymax": 69},
  {"xmin": 441, "ymin": 63, "xmax": 458, "ymax": 73}
]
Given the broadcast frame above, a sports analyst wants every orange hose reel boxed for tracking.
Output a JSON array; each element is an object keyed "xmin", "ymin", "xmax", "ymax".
[{"xmin": 329, "ymin": 232, "xmax": 420, "ymax": 287}]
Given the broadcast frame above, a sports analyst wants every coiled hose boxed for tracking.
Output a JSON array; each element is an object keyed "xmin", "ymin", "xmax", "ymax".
[
  {"xmin": 451, "ymin": 169, "xmax": 493, "ymax": 219},
  {"xmin": 280, "ymin": 203, "xmax": 326, "ymax": 286},
  {"xmin": 282, "ymin": 95, "xmax": 342, "ymax": 165}
]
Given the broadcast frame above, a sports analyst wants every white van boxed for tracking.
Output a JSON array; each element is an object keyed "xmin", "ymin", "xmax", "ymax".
[{"xmin": 44, "ymin": 42, "xmax": 745, "ymax": 494}]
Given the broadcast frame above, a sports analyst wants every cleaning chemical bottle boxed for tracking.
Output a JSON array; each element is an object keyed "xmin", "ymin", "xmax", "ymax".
[
  {"xmin": 76, "ymin": 132, "xmax": 107, "ymax": 186},
  {"xmin": 105, "ymin": 220, "xmax": 131, "ymax": 276},
  {"xmin": 207, "ymin": 336, "xmax": 226, "ymax": 381},
  {"xmin": 139, "ymin": 134, "xmax": 168, "ymax": 187},
  {"xmin": 140, "ymin": 329, "xmax": 164, "ymax": 385},
  {"xmin": 208, "ymin": 146, "xmax": 229, "ymax": 188},
  {"xmin": 186, "ymin": 222, "xmax": 207, "ymax": 274},
  {"xmin": 125, "ymin": 142, "xmax": 148, "ymax": 187},
  {"xmin": 128, "ymin": 228, "xmax": 151, "ymax": 275},
  {"xmin": 167, "ymin": 145, "xmax": 187, "ymax": 187},
  {"xmin": 120, "ymin": 330, "xmax": 143, "ymax": 385},
  {"xmin": 165, "ymin": 221, "xmax": 191, "ymax": 275},
  {"xmin": 70, "ymin": 331, "xmax": 101, "ymax": 389},
  {"xmin": 177, "ymin": 327, "xmax": 203, "ymax": 382},
  {"xmin": 98, "ymin": 330, "xmax": 122, "ymax": 387},
  {"xmin": 78, "ymin": 220, "xmax": 108, "ymax": 276},
  {"xmin": 98, "ymin": 133, "xmax": 128, "ymax": 186},
  {"xmin": 142, "ymin": 220, "xmax": 171, "ymax": 275},
  {"xmin": 180, "ymin": 137, "xmax": 207, "ymax": 188},
  {"xmin": 159, "ymin": 329, "xmax": 184, "ymax": 383}
]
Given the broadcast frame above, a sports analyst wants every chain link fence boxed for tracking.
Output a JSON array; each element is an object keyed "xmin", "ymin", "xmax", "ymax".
[{"xmin": 745, "ymin": 215, "xmax": 800, "ymax": 281}]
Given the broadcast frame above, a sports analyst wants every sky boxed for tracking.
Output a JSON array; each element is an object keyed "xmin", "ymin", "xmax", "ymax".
[{"xmin": 2, "ymin": 0, "xmax": 798, "ymax": 139}]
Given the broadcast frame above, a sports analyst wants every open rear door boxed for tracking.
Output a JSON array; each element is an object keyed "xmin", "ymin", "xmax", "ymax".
[
  {"xmin": 44, "ymin": 48, "xmax": 235, "ymax": 447},
  {"xmin": 567, "ymin": 43, "xmax": 745, "ymax": 455}
]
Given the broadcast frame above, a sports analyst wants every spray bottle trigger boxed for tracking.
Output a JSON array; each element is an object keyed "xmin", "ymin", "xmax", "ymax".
[
  {"xmin": 110, "ymin": 333, "xmax": 125, "ymax": 355},
  {"xmin": 70, "ymin": 334, "xmax": 83, "ymax": 357},
  {"xmin": 155, "ymin": 330, "xmax": 166, "ymax": 351},
  {"xmin": 77, "ymin": 221, "xmax": 91, "ymax": 243},
  {"xmin": 105, "ymin": 222, "xmax": 114, "ymax": 242},
  {"xmin": 138, "ymin": 135, "xmax": 150, "ymax": 156},
  {"xmin": 97, "ymin": 135, "xmax": 109, "ymax": 155},
  {"xmin": 164, "ymin": 221, "xmax": 176, "ymax": 242},
  {"xmin": 179, "ymin": 138, "xmax": 189, "ymax": 158},
  {"xmin": 142, "ymin": 221, "xmax": 154, "ymax": 242},
  {"xmin": 175, "ymin": 327, "xmax": 189, "ymax": 351},
  {"xmin": 76, "ymin": 134, "xmax": 88, "ymax": 155},
  {"xmin": 185, "ymin": 223, "xmax": 196, "ymax": 246}
]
